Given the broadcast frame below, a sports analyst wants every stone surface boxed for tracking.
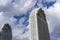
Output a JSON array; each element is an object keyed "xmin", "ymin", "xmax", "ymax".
[
  {"xmin": 37, "ymin": 8, "xmax": 50, "ymax": 40},
  {"xmin": 29, "ymin": 8, "xmax": 50, "ymax": 40},
  {"xmin": 0, "ymin": 24, "xmax": 12, "ymax": 40}
]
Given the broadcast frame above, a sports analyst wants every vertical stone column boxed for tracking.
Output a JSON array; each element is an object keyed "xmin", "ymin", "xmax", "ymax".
[
  {"xmin": 37, "ymin": 8, "xmax": 50, "ymax": 40},
  {"xmin": 29, "ymin": 8, "xmax": 50, "ymax": 40},
  {"xmin": 29, "ymin": 9, "xmax": 39, "ymax": 40},
  {"xmin": 0, "ymin": 24, "xmax": 12, "ymax": 40}
]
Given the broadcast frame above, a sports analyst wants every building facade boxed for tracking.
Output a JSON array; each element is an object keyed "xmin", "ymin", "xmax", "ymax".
[
  {"xmin": 0, "ymin": 24, "xmax": 12, "ymax": 40},
  {"xmin": 29, "ymin": 8, "xmax": 50, "ymax": 40}
]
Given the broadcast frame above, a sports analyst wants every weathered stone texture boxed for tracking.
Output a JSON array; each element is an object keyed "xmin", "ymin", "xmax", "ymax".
[
  {"xmin": 0, "ymin": 24, "xmax": 12, "ymax": 40},
  {"xmin": 37, "ymin": 8, "xmax": 50, "ymax": 40}
]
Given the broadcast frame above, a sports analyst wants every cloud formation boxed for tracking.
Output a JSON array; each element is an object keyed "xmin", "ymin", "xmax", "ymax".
[
  {"xmin": 0, "ymin": 0, "xmax": 60, "ymax": 40},
  {"xmin": 44, "ymin": 2, "xmax": 60, "ymax": 40},
  {"xmin": 0, "ymin": 0, "xmax": 33, "ymax": 40}
]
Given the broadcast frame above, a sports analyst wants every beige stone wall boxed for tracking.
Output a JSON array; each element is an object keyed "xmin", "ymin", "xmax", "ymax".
[{"xmin": 29, "ymin": 9, "xmax": 39, "ymax": 40}]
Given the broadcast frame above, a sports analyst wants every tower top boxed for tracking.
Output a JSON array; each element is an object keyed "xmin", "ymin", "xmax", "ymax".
[
  {"xmin": 37, "ymin": 8, "xmax": 46, "ymax": 21},
  {"xmin": 2, "ymin": 23, "xmax": 11, "ymax": 31}
]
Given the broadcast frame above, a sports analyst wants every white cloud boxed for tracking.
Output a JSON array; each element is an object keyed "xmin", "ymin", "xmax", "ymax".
[
  {"xmin": 0, "ymin": 11, "xmax": 28, "ymax": 40},
  {"xmin": 0, "ymin": 0, "xmax": 34, "ymax": 40},
  {"xmin": 22, "ymin": 0, "xmax": 36, "ymax": 9},
  {"xmin": 0, "ymin": 0, "xmax": 36, "ymax": 17},
  {"xmin": 12, "ymin": 27, "xmax": 29, "ymax": 40},
  {"xmin": 44, "ymin": 0, "xmax": 56, "ymax": 2},
  {"xmin": 45, "ymin": 3, "xmax": 60, "ymax": 31},
  {"xmin": 1, "ymin": 0, "xmax": 60, "ymax": 40},
  {"xmin": 44, "ymin": 2, "xmax": 60, "ymax": 39},
  {"xmin": 0, "ymin": 0, "xmax": 12, "ymax": 6},
  {"xmin": 56, "ymin": 0, "xmax": 60, "ymax": 2}
]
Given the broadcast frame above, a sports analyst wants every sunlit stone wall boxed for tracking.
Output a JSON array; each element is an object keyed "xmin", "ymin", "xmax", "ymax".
[{"xmin": 29, "ymin": 8, "xmax": 50, "ymax": 40}]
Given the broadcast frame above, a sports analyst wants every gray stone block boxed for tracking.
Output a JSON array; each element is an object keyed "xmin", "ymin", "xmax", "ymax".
[
  {"xmin": 0, "ymin": 24, "xmax": 12, "ymax": 40},
  {"xmin": 37, "ymin": 8, "xmax": 50, "ymax": 40}
]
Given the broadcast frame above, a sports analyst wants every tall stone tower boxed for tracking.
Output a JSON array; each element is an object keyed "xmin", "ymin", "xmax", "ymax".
[
  {"xmin": 29, "ymin": 8, "xmax": 50, "ymax": 40},
  {"xmin": 0, "ymin": 24, "xmax": 12, "ymax": 40}
]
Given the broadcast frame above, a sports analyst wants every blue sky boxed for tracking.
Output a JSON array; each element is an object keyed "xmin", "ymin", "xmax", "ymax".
[{"xmin": 0, "ymin": 0, "xmax": 60, "ymax": 40}]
